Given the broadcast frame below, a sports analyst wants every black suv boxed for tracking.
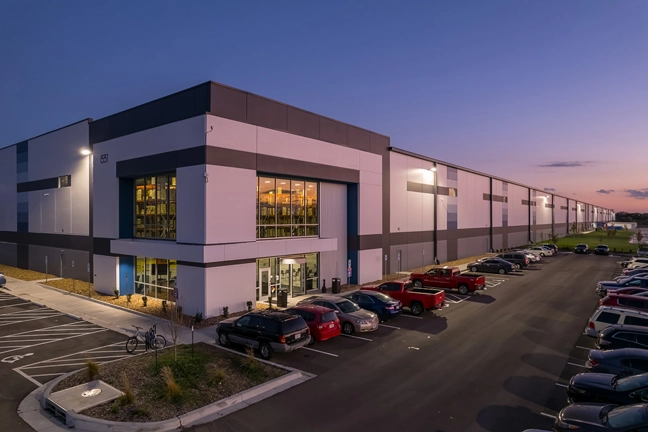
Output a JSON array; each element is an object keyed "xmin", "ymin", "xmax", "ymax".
[
  {"xmin": 574, "ymin": 243, "xmax": 589, "ymax": 254},
  {"xmin": 216, "ymin": 310, "xmax": 310, "ymax": 359},
  {"xmin": 594, "ymin": 244, "xmax": 610, "ymax": 255},
  {"xmin": 496, "ymin": 252, "xmax": 530, "ymax": 268},
  {"xmin": 597, "ymin": 324, "xmax": 648, "ymax": 350}
]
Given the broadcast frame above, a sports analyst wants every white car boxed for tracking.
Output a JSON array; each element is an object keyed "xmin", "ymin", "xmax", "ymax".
[
  {"xmin": 0, "ymin": 273, "xmax": 5, "ymax": 287},
  {"xmin": 528, "ymin": 246, "xmax": 552, "ymax": 257},
  {"xmin": 520, "ymin": 250, "xmax": 542, "ymax": 262}
]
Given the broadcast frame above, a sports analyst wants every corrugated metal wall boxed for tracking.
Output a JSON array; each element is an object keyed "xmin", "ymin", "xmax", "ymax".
[{"xmin": 319, "ymin": 182, "xmax": 347, "ymax": 287}]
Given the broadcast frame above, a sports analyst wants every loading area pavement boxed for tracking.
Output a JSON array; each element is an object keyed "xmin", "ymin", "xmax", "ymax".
[{"xmin": 189, "ymin": 252, "xmax": 619, "ymax": 432}]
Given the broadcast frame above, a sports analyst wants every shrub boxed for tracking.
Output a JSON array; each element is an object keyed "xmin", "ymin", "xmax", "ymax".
[
  {"xmin": 133, "ymin": 407, "xmax": 149, "ymax": 417},
  {"xmin": 86, "ymin": 359, "xmax": 99, "ymax": 381},
  {"xmin": 110, "ymin": 404, "xmax": 119, "ymax": 414},
  {"xmin": 162, "ymin": 300, "xmax": 167, "ymax": 313},
  {"xmin": 142, "ymin": 296, "xmax": 148, "ymax": 307},
  {"xmin": 241, "ymin": 347, "xmax": 265, "ymax": 381},
  {"xmin": 161, "ymin": 366, "xmax": 181, "ymax": 401},
  {"xmin": 126, "ymin": 293, "xmax": 132, "ymax": 305},
  {"xmin": 208, "ymin": 368, "xmax": 226, "ymax": 386},
  {"xmin": 194, "ymin": 312, "xmax": 203, "ymax": 324},
  {"xmin": 222, "ymin": 306, "xmax": 229, "ymax": 318},
  {"xmin": 247, "ymin": 301, "xmax": 253, "ymax": 312},
  {"xmin": 113, "ymin": 289, "xmax": 119, "ymax": 299},
  {"xmin": 117, "ymin": 372, "xmax": 134, "ymax": 405}
]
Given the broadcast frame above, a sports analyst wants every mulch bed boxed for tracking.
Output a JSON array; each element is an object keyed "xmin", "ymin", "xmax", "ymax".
[
  {"xmin": 51, "ymin": 343, "xmax": 287, "ymax": 423},
  {"xmin": 0, "ymin": 264, "xmax": 56, "ymax": 281}
]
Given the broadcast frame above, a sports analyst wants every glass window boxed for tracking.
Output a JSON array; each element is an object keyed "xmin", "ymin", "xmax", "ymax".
[
  {"xmin": 624, "ymin": 316, "xmax": 648, "ymax": 327},
  {"xmin": 134, "ymin": 174, "xmax": 176, "ymax": 239},
  {"xmin": 598, "ymin": 312, "xmax": 620, "ymax": 324},
  {"xmin": 133, "ymin": 256, "xmax": 175, "ymax": 301},
  {"xmin": 256, "ymin": 176, "xmax": 318, "ymax": 239}
]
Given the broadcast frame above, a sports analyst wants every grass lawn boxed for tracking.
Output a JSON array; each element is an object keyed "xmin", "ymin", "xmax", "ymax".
[
  {"xmin": 538, "ymin": 230, "xmax": 637, "ymax": 253},
  {"xmin": 52, "ymin": 344, "xmax": 287, "ymax": 423}
]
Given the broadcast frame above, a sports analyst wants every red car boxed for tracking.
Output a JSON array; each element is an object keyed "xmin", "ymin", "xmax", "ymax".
[
  {"xmin": 286, "ymin": 305, "xmax": 341, "ymax": 344},
  {"xmin": 600, "ymin": 294, "xmax": 648, "ymax": 312}
]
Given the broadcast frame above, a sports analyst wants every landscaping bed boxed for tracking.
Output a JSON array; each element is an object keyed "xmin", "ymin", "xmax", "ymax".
[
  {"xmin": 51, "ymin": 343, "xmax": 287, "ymax": 422},
  {"xmin": 0, "ymin": 264, "xmax": 55, "ymax": 281},
  {"xmin": 537, "ymin": 230, "xmax": 636, "ymax": 253}
]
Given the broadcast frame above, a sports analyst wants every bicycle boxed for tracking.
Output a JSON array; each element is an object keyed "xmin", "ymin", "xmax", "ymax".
[{"xmin": 126, "ymin": 324, "xmax": 167, "ymax": 353}]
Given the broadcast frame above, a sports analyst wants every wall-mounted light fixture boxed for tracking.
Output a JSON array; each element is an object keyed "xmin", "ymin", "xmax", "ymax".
[
  {"xmin": 429, "ymin": 167, "xmax": 437, "ymax": 172},
  {"xmin": 80, "ymin": 148, "xmax": 92, "ymax": 156}
]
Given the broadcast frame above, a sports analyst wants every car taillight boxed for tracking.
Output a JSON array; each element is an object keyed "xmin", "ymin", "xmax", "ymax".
[
  {"xmin": 588, "ymin": 356, "xmax": 599, "ymax": 366},
  {"xmin": 589, "ymin": 321, "xmax": 595, "ymax": 329},
  {"xmin": 306, "ymin": 328, "xmax": 310, "ymax": 334},
  {"xmin": 279, "ymin": 336, "xmax": 286, "ymax": 343}
]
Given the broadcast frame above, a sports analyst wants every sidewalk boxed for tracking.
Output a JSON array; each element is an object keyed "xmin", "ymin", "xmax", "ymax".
[{"xmin": 2, "ymin": 276, "xmax": 215, "ymax": 346}]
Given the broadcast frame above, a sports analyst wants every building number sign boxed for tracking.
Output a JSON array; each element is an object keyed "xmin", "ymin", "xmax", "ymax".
[{"xmin": 100, "ymin": 154, "xmax": 108, "ymax": 164}]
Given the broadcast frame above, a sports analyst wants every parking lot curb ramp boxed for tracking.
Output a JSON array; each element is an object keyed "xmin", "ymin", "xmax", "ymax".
[{"xmin": 21, "ymin": 363, "xmax": 312, "ymax": 432}]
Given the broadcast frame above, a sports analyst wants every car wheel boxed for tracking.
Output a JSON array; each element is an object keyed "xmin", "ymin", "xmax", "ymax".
[
  {"xmin": 258, "ymin": 342, "xmax": 272, "ymax": 360},
  {"xmin": 498, "ymin": 268, "xmax": 506, "ymax": 275},
  {"xmin": 218, "ymin": 332, "xmax": 230, "ymax": 347},
  {"xmin": 471, "ymin": 266, "xmax": 478, "ymax": 272},
  {"xmin": 413, "ymin": 280, "xmax": 423, "ymax": 288},
  {"xmin": 342, "ymin": 322, "xmax": 354, "ymax": 335},
  {"xmin": 410, "ymin": 301, "xmax": 423, "ymax": 316},
  {"xmin": 540, "ymin": 253, "xmax": 545, "ymax": 257},
  {"xmin": 308, "ymin": 335, "xmax": 315, "ymax": 346},
  {"xmin": 457, "ymin": 284, "xmax": 469, "ymax": 295}
]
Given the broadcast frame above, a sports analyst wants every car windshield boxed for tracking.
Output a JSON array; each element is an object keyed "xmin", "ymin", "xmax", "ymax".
[
  {"xmin": 320, "ymin": 311, "xmax": 338, "ymax": 323},
  {"xmin": 606, "ymin": 404, "xmax": 647, "ymax": 428},
  {"xmin": 281, "ymin": 317, "xmax": 307, "ymax": 334},
  {"xmin": 577, "ymin": 244, "xmax": 587, "ymax": 248},
  {"xmin": 336, "ymin": 300, "xmax": 360, "ymax": 313},
  {"xmin": 614, "ymin": 373, "xmax": 648, "ymax": 391}
]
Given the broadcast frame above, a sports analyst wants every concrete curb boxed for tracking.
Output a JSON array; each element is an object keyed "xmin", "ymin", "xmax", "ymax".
[{"xmin": 27, "ymin": 345, "xmax": 313, "ymax": 432}]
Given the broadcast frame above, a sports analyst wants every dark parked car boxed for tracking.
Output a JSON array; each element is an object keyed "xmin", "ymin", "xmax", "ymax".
[
  {"xmin": 587, "ymin": 348, "xmax": 648, "ymax": 377},
  {"xmin": 597, "ymin": 277, "xmax": 648, "ymax": 297},
  {"xmin": 568, "ymin": 372, "xmax": 648, "ymax": 404},
  {"xmin": 596, "ymin": 244, "xmax": 611, "ymax": 255},
  {"xmin": 575, "ymin": 243, "xmax": 590, "ymax": 254},
  {"xmin": 544, "ymin": 243, "xmax": 558, "ymax": 254},
  {"xmin": 343, "ymin": 290, "xmax": 402, "ymax": 321},
  {"xmin": 216, "ymin": 310, "xmax": 310, "ymax": 360},
  {"xmin": 598, "ymin": 325, "xmax": 648, "ymax": 351},
  {"xmin": 618, "ymin": 269, "xmax": 648, "ymax": 280},
  {"xmin": 496, "ymin": 252, "xmax": 530, "ymax": 268},
  {"xmin": 467, "ymin": 257, "xmax": 516, "ymax": 275},
  {"xmin": 555, "ymin": 403, "xmax": 648, "ymax": 431}
]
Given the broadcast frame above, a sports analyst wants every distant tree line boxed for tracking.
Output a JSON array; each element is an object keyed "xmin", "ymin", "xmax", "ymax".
[{"xmin": 616, "ymin": 212, "xmax": 648, "ymax": 226}]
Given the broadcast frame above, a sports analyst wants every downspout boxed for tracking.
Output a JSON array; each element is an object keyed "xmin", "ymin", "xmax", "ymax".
[
  {"xmin": 528, "ymin": 188, "xmax": 532, "ymax": 243},
  {"xmin": 433, "ymin": 162, "xmax": 438, "ymax": 263},
  {"xmin": 489, "ymin": 177, "xmax": 493, "ymax": 252}
]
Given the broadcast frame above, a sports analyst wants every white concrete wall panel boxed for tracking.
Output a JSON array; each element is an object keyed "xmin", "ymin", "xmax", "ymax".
[
  {"xmin": 319, "ymin": 182, "xmax": 347, "ymax": 284},
  {"xmin": 204, "ymin": 263, "xmax": 256, "ymax": 317},
  {"xmin": 389, "ymin": 152, "xmax": 408, "ymax": 233},
  {"xmin": 206, "ymin": 115, "xmax": 257, "ymax": 153},
  {"xmin": 458, "ymin": 171, "xmax": 490, "ymax": 229},
  {"xmin": 492, "ymin": 179, "xmax": 502, "ymax": 228},
  {"xmin": 508, "ymin": 184, "xmax": 529, "ymax": 227},
  {"xmin": 359, "ymin": 183, "xmax": 382, "ymax": 236},
  {"xmin": 535, "ymin": 191, "xmax": 552, "ymax": 225},
  {"xmin": 93, "ymin": 255, "xmax": 118, "ymax": 295},
  {"xmin": 176, "ymin": 265, "xmax": 206, "ymax": 317},
  {"xmin": 0, "ymin": 147, "xmax": 17, "ymax": 231},
  {"xmin": 176, "ymin": 165, "xmax": 206, "ymax": 244},
  {"xmin": 205, "ymin": 165, "xmax": 256, "ymax": 244},
  {"xmin": 358, "ymin": 248, "xmax": 382, "ymax": 284}
]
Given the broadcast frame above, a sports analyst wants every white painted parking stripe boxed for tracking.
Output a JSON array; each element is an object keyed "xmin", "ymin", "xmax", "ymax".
[
  {"xmin": 21, "ymin": 362, "xmax": 88, "ymax": 370},
  {"xmin": 0, "ymin": 303, "xmax": 31, "ymax": 309},
  {"xmin": 379, "ymin": 324, "xmax": 400, "ymax": 329},
  {"xmin": 567, "ymin": 362, "xmax": 587, "ymax": 368},
  {"xmin": 29, "ymin": 373, "xmax": 65, "ymax": 378},
  {"xmin": 575, "ymin": 346, "xmax": 591, "ymax": 350},
  {"xmin": 401, "ymin": 315, "xmax": 423, "ymax": 320},
  {"xmin": 14, "ymin": 369, "xmax": 42, "ymax": 386},
  {"xmin": 540, "ymin": 412, "xmax": 556, "ymax": 419},
  {"xmin": 555, "ymin": 383, "xmax": 568, "ymax": 388},
  {"xmin": 43, "ymin": 355, "xmax": 131, "ymax": 362},
  {"xmin": 302, "ymin": 347, "xmax": 339, "ymax": 357},
  {"xmin": 342, "ymin": 334, "xmax": 373, "ymax": 342}
]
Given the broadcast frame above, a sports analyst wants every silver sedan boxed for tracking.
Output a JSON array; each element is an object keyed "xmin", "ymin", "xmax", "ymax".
[
  {"xmin": 0, "ymin": 273, "xmax": 6, "ymax": 287},
  {"xmin": 297, "ymin": 295, "xmax": 379, "ymax": 335}
]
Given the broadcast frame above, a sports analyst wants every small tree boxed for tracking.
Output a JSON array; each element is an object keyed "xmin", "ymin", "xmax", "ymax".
[
  {"xmin": 570, "ymin": 222, "xmax": 578, "ymax": 235},
  {"xmin": 550, "ymin": 232, "xmax": 559, "ymax": 244},
  {"xmin": 165, "ymin": 299, "xmax": 185, "ymax": 361},
  {"xmin": 637, "ymin": 231, "xmax": 644, "ymax": 244}
]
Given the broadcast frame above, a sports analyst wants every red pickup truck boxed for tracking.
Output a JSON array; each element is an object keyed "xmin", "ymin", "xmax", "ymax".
[
  {"xmin": 409, "ymin": 266, "xmax": 486, "ymax": 295},
  {"xmin": 364, "ymin": 281, "xmax": 445, "ymax": 316}
]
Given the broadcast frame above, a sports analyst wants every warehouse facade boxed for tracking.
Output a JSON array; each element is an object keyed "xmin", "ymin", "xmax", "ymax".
[{"xmin": 0, "ymin": 81, "xmax": 614, "ymax": 317}]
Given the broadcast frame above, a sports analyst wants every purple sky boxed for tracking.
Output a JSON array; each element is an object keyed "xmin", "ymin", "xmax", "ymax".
[{"xmin": 1, "ymin": 1, "xmax": 647, "ymax": 212}]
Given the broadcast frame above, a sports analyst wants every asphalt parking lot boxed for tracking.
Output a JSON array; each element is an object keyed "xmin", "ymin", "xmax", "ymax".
[
  {"xmin": 190, "ymin": 252, "xmax": 619, "ymax": 432},
  {"xmin": 0, "ymin": 290, "xmax": 132, "ymax": 432}
]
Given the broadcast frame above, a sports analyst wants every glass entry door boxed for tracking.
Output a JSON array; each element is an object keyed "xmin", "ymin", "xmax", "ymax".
[
  {"xmin": 259, "ymin": 267, "xmax": 271, "ymax": 299},
  {"xmin": 291, "ymin": 263, "xmax": 305, "ymax": 297}
]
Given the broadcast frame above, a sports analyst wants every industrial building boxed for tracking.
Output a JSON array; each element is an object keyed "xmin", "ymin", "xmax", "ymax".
[{"xmin": 0, "ymin": 81, "xmax": 614, "ymax": 317}]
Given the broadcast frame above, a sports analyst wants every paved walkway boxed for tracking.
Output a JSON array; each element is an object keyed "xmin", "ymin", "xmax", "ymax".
[{"xmin": 2, "ymin": 277, "xmax": 214, "ymax": 346}]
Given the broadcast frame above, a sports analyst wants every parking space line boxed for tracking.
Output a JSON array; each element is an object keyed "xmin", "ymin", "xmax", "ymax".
[
  {"xmin": 29, "ymin": 373, "xmax": 65, "ymax": 378},
  {"xmin": 42, "ymin": 355, "xmax": 129, "ymax": 363},
  {"xmin": 14, "ymin": 369, "xmax": 43, "ymax": 386},
  {"xmin": 555, "ymin": 383, "xmax": 568, "ymax": 388},
  {"xmin": 302, "ymin": 347, "xmax": 339, "ymax": 357},
  {"xmin": 401, "ymin": 315, "xmax": 423, "ymax": 320},
  {"xmin": 0, "ymin": 303, "xmax": 31, "ymax": 309},
  {"xmin": 540, "ymin": 412, "xmax": 556, "ymax": 419},
  {"xmin": 0, "ymin": 321, "xmax": 109, "ymax": 355},
  {"xmin": 21, "ymin": 362, "xmax": 88, "ymax": 370},
  {"xmin": 575, "ymin": 346, "xmax": 591, "ymax": 350},
  {"xmin": 379, "ymin": 324, "xmax": 400, "ymax": 329},
  {"xmin": 342, "ymin": 334, "xmax": 372, "ymax": 342},
  {"xmin": 567, "ymin": 361, "xmax": 586, "ymax": 368}
]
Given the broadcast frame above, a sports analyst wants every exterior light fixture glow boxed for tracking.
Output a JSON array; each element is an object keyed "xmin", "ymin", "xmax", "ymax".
[
  {"xmin": 429, "ymin": 167, "xmax": 437, "ymax": 172},
  {"xmin": 80, "ymin": 148, "xmax": 92, "ymax": 156}
]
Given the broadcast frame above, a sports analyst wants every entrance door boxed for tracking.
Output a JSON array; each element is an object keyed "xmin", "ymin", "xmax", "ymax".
[
  {"xmin": 259, "ymin": 267, "xmax": 271, "ymax": 299},
  {"xmin": 291, "ymin": 263, "xmax": 305, "ymax": 297}
]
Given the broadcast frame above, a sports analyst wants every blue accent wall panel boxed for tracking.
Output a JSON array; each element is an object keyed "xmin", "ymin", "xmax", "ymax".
[{"xmin": 119, "ymin": 256, "xmax": 135, "ymax": 295}]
